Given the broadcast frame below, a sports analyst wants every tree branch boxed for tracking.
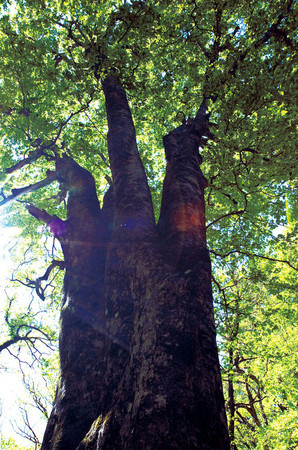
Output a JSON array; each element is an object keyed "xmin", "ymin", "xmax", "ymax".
[
  {"xmin": 13, "ymin": 405, "xmax": 41, "ymax": 448},
  {"xmin": 0, "ymin": 170, "xmax": 58, "ymax": 207},
  {"xmin": 38, "ymin": 260, "xmax": 66, "ymax": 282},
  {"xmin": 207, "ymin": 209, "xmax": 245, "ymax": 228},
  {"xmin": 12, "ymin": 259, "xmax": 65, "ymax": 300},
  {"xmin": 22, "ymin": 377, "xmax": 51, "ymax": 420},
  {"xmin": 229, "ymin": 0, "xmax": 295, "ymax": 76},
  {"xmin": 210, "ymin": 249, "xmax": 297, "ymax": 271},
  {"xmin": 189, "ymin": 2, "xmax": 212, "ymax": 59},
  {"xmin": 0, "ymin": 335, "xmax": 29, "ymax": 353},
  {"xmin": 26, "ymin": 204, "xmax": 54, "ymax": 224},
  {"xmin": 53, "ymin": 93, "xmax": 95, "ymax": 144},
  {"xmin": 0, "ymin": 323, "xmax": 55, "ymax": 354},
  {"xmin": 5, "ymin": 147, "xmax": 45, "ymax": 174}
]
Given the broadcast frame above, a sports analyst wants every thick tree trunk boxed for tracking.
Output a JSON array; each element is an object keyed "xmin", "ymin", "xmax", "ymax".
[
  {"xmin": 41, "ymin": 155, "xmax": 112, "ymax": 449},
  {"xmin": 41, "ymin": 78, "xmax": 229, "ymax": 449}
]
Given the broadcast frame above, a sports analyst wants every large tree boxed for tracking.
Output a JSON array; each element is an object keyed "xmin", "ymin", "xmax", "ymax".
[{"xmin": 0, "ymin": 0, "xmax": 296, "ymax": 448}]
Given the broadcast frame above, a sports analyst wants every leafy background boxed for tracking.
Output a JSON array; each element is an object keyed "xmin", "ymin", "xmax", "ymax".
[{"xmin": 0, "ymin": 0, "xmax": 297, "ymax": 448}]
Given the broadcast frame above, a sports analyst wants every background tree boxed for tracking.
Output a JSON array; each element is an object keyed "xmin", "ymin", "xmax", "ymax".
[
  {"xmin": 0, "ymin": 229, "xmax": 59, "ymax": 448},
  {"xmin": 12, "ymin": 355, "xmax": 58, "ymax": 449},
  {"xmin": 214, "ymin": 222, "xmax": 298, "ymax": 449},
  {"xmin": 0, "ymin": 0, "xmax": 296, "ymax": 449}
]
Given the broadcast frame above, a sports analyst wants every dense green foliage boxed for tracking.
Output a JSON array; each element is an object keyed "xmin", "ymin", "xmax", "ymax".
[
  {"xmin": 214, "ymin": 224, "xmax": 297, "ymax": 448},
  {"xmin": 0, "ymin": 0, "xmax": 297, "ymax": 448}
]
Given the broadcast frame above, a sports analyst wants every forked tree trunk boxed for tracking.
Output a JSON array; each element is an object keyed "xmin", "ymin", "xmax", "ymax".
[{"xmin": 40, "ymin": 77, "xmax": 229, "ymax": 449}]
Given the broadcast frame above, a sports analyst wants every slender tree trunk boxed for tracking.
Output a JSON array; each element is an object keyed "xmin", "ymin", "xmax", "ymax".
[
  {"xmin": 228, "ymin": 348, "xmax": 236, "ymax": 450},
  {"xmin": 40, "ymin": 77, "xmax": 229, "ymax": 449}
]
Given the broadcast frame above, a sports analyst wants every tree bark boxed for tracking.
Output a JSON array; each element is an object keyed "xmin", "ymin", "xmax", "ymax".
[
  {"xmin": 41, "ymin": 155, "xmax": 111, "ymax": 449},
  {"xmin": 40, "ymin": 78, "xmax": 229, "ymax": 449},
  {"xmin": 228, "ymin": 349, "xmax": 236, "ymax": 449}
]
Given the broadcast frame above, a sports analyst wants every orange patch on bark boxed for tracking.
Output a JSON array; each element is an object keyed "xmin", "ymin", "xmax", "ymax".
[{"xmin": 173, "ymin": 205, "xmax": 203, "ymax": 232}]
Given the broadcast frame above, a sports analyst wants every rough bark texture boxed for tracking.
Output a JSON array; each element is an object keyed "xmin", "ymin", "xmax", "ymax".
[
  {"xmin": 40, "ymin": 77, "xmax": 230, "ymax": 449},
  {"xmin": 42, "ymin": 156, "xmax": 111, "ymax": 449}
]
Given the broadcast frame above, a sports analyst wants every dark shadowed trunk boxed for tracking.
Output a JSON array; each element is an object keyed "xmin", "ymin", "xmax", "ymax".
[
  {"xmin": 228, "ymin": 348, "xmax": 236, "ymax": 449},
  {"xmin": 38, "ymin": 77, "xmax": 229, "ymax": 449}
]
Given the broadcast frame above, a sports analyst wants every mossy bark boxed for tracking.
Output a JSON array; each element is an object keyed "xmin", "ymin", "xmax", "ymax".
[{"xmin": 41, "ymin": 78, "xmax": 229, "ymax": 450}]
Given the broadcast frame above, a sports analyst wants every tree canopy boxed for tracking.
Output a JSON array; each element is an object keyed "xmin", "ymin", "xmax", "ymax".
[{"xmin": 0, "ymin": 0, "xmax": 297, "ymax": 448}]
